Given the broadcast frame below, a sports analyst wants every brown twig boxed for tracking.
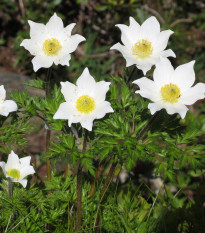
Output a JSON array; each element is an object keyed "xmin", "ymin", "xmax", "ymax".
[
  {"xmin": 170, "ymin": 18, "xmax": 193, "ymax": 27},
  {"xmin": 18, "ymin": 0, "xmax": 25, "ymax": 17},
  {"xmin": 142, "ymin": 5, "xmax": 165, "ymax": 24},
  {"xmin": 76, "ymin": 47, "xmax": 118, "ymax": 58}
]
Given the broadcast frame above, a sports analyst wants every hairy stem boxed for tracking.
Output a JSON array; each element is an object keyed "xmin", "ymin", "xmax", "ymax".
[
  {"xmin": 126, "ymin": 66, "xmax": 137, "ymax": 84},
  {"xmin": 76, "ymin": 130, "xmax": 88, "ymax": 231},
  {"xmin": 89, "ymin": 161, "xmax": 104, "ymax": 198},
  {"xmin": 45, "ymin": 67, "xmax": 52, "ymax": 181},
  {"xmin": 8, "ymin": 179, "xmax": 13, "ymax": 198},
  {"xmin": 95, "ymin": 161, "xmax": 117, "ymax": 233}
]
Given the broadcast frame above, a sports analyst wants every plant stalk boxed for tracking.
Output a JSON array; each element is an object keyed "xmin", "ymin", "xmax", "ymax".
[
  {"xmin": 45, "ymin": 67, "xmax": 52, "ymax": 181},
  {"xmin": 76, "ymin": 130, "xmax": 88, "ymax": 231},
  {"xmin": 8, "ymin": 179, "xmax": 13, "ymax": 198},
  {"xmin": 89, "ymin": 161, "xmax": 104, "ymax": 198},
  {"xmin": 95, "ymin": 161, "xmax": 117, "ymax": 233},
  {"xmin": 126, "ymin": 66, "xmax": 137, "ymax": 84}
]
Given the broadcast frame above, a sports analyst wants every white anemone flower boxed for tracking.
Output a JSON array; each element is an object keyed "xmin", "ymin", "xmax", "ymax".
[
  {"xmin": 0, "ymin": 151, "xmax": 35, "ymax": 188},
  {"xmin": 20, "ymin": 13, "xmax": 86, "ymax": 72},
  {"xmin": 0, "ymin": 85, "xmax": 17, "ymax": 116},
  {"xmin": 53, "ymin": 68, "xmax": 114, "ymax": 131},
  {"xmin": 133, "ymin": 58, "xmax": 205, "ymax": 118},
  {"xmin": 110, "ymin": 16, "xmax": 175, "ymax": 75}
]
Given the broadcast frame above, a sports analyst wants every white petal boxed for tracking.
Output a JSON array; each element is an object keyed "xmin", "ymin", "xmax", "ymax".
[
  {"xmin": 61, "ymin": 81, "xmax": 76, "ymax": 102},
  {"xmin": 0, "ymin": 85, "xmax": 6, "ymax": 103},
  {"xmin": 32, "ymin": 55, "xmax": 53, "ymax": 72},
  {"xmin": 80, "ymin": 119, "xmax": 94, "ymax": 131},
  {"xmin": 160, "ymin": 49, "xmax": 176, "ymax": 58},
  {"xmin": 95, "ymin": 101, "xmax": 114, "ymax": 119},
  {"xmin": 5, "ymin": 151, "xmax": 20, "ymax": 171},
  {"xmin": 46, "ymin": 13, "xmax": 64, "ymax": 33},
  {"xmin": 19, "ymin": 156, "xmax": 31, "ymax": 166},
  {"xmin": 115, "ymin": 23, "xmax": 136, "ymax": 46},
  {"xmin": 136, "ymin": 64, "xmax": 153, "ymax": 75},
  {"xmin": 65, "ymin": 34, "xmax": 86, "ymax": 54},
  {"xmin": 17, "ymin": 179, "xmax": 28, "ymax": 188},
  {"xmin": 20, "ymin": 39, "xmax": 41, "ymax": 56},
  {"xmin": 154, "ymin": 30, "xmax": 174, "ymax": 51},
  {"xmin": 110, "ymin": 43, "xmax": 136, "ymax": 67},
  {"xmin": 19, "ymin": 166, "xmax": 35, "ymax": 180},
  {"xmin": 148, "ymin": 102, "xmax": 164, "ymax": 115},
  {"xmin": 53, "ymin": 102, "xmax": 71, "ymax": 120},
  {"xmin": 140, "ymin": 16, "xmax": 160, "ymax": 39},
  {"xmin": 94, "ymin": 81, "xmax": 111, "ymax": 101},
  {"xmin": 149, "ymin": 101, "xmax": 188, "ymax": 118},
  {"xmin": 180, "ymin": 83, "xmax": 205, "ymax": 105},
  {"xmin": 153, "ymin": 58, "xmax": 174, "ymax": 87},
  {"xmin": 64, "ymin": 23, "xmax": 76, "ymax": 37},
  {"xmin": 76, "ymin": 68, "xmax": 96, "ymax": 90},
  {"xmin": 0, "ymin": 100, "xmax": 17, "ymax": 117},
  {"xmin": 164, "ymin": 102, "xmax": 189, "ymax": 119},
  {"xmin": 171, "ymin": 61, "xmax": 195, "ymax": 92},
  {"xmin": 129, "ymin": 17, "xmax": 140, "ymax": 31},
  {"xmin": 54, "ymin": 53, "xmax": 71, "ymax": 66},
  {"xmin": 28, "ymin": 20, "xmax": 46, "ymax": 39},
  {"xmin": 133, "ymin": 77, "xmax": 160, "ymax": 102}
]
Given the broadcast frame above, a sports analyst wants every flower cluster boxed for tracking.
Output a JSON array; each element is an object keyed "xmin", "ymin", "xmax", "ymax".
[
  {"xmin": 0, "ymin": 13, "xmax": 205, "ymax": 191},
  {"xmin": 111, "ymin": 16, "xmax": 205, "ymax": 118}
]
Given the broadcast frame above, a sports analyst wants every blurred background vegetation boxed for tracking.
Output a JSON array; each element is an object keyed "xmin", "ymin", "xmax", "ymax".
[{"xmin": 0, "ymin": 0, "xmax": 205, "ymax": 232}]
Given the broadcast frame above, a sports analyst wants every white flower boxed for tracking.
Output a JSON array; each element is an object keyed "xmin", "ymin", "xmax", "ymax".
[
  {"xmin": 53, "ymin": 68, "xmax": 114, "ymax": 131},
  {"xmin": 20, "ymin": 13, "xmax": 86, "ymax": 72},
  {"xmin": 0, "ymin": 151, "xmax": 35, "ymax": 188},
  {"xmin": 133, "ymin": 58, "xmax": 205, "ymax": 118},
  {"xmin": 0, "ymin": 85, "xmax": 17, "ymax": 116},
  {"xmin": 110, "ymin": 16, "xmax": 175, "ymax": 75}
]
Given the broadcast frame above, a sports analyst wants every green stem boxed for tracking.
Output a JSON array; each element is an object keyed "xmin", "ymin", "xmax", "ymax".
[
  {"xmin": 8, "ymin": 179, "xmax": 13, "ymax": 198},
  {"xmin": 76, "ymin": 130, "xmax": 88, "ymax": 231}
]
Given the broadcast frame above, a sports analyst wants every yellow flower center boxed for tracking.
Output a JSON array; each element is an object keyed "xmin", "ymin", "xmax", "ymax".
[
  {"xmin": 76, "ymin": 95, "xmax": 95, "ymax": 113},
  {"xmin": 7, "ymin": 168, "xmax": 20, "ymax": 180},
  {"xmin": 161, "ymin": 84, "xmax": 181, "ymax": 103},
  {"xmin": 42, "ymin": 38, "xmax": 62, "ymax": 56},
  {"xmin": 132, "ymin": 39, "xmax": 153, "ymax": 58}
]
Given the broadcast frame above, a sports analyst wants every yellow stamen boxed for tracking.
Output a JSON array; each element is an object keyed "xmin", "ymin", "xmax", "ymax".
[
  {"xmin": 132, "ymin": 39, "xmax": 153, "ymax": 58},
  {"xmin": 161, "ymin": 83, "xmax": 181, "ymax": 103},
  {"xmin": 42, "ymin": 38, "xmax": 62, "ymax": 56},
  {"xmin": 76, "ymin": 95, "xmax": 95, "ymax": 113},
  {"xmin": 7, "ymin": 169, "xmax": 20, "ymax": 180}
]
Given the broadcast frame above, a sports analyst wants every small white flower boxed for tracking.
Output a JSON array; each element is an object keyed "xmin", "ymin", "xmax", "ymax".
[
  {"xmin": 0, "ymin": 151, "xmax": 35, "ymax": 188},
  {"xmin": 53, "ymin": 68, "xmax": 114, "ymax": 131},
  {"xmin": 110, "ymin": 16, "xmax": 175, "ymax": 75},
  {"xmin": 133, "ymin": 58, "xmax": 205, "ymax": 118},
  {"xmin": 0, "ymin": 85, "xmax": 17, "ymax": 116},
  {"xmin": 20, "ymin": 13, "xmax": 86, "ymax": 72}
]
